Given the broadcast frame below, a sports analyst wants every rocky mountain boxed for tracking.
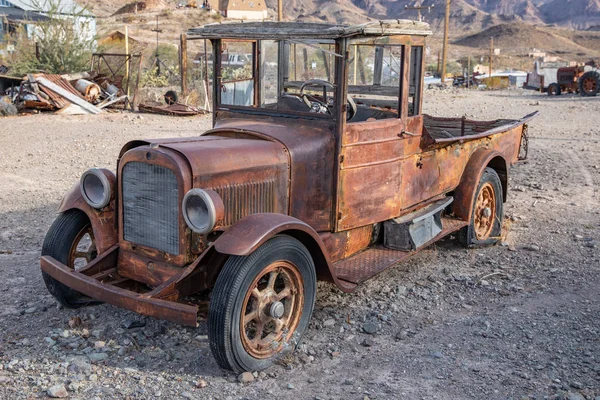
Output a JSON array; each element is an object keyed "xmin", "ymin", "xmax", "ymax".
[{"xmin": 264, "ymin": 0, "xmax": 600, "ymax": 32}]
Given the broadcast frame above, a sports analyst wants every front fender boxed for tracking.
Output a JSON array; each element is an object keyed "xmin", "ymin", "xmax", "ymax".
[
  {"xmin": 57, "ymin": 183, "xmax": 117, "ymax": 254},
  {"xmin": 453, "ymin": 148, "xmax": 508, "ymax": 222},
  {"xmin": 213, "ymin": 213, "xmax": 355, "ymax": 292}
]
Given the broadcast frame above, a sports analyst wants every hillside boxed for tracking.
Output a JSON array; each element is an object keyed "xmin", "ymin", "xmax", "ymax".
[
  {"xmin": 76, "ymin": 0, "xmax": 600, "ymax": 71},
  {"xmin": 263, "ymin": 0, "xmax": 600, "ymax": 31}
]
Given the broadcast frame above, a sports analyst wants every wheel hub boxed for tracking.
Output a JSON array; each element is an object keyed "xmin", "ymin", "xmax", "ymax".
[{"xmin": 269, "ymin": 301, "xmax": 285, "ymax": 319}]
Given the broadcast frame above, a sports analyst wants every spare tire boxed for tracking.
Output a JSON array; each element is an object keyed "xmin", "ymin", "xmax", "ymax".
[
  {"xmin": 579, "ymin": 71, "xmax": 599, "ymax": 97},
  {"xmin": 164, "ymin": 90, "xmax": 178, "ymax": 105}
]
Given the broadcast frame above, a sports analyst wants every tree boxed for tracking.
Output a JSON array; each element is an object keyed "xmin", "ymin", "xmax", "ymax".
[{"xmin": 3, "ymin": 0, "xmax": 96, "ymax": 75}]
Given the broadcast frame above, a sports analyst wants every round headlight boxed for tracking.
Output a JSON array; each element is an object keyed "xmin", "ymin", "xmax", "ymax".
[
  {"xmin": 182, "ymin": 189, "xmax": 223, "ymax": 234},
  {"xmin": 80, "ymin": 168, "xmax": 114, "ymax": 209}
]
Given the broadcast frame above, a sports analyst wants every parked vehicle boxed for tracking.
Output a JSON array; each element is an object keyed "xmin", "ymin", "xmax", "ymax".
[
  {"xmin": 40, "ymin": 20, "xmax": 536, "ymax": 373},
  {"xmin": 546, "ymin": 60, "xmax": 598, "ymax": 97}
]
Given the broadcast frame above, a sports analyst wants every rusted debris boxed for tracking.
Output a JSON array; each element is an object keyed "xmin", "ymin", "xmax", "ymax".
[{"xmin": 138, "ymin": 102, "xmax": 206, "ymax": 116}]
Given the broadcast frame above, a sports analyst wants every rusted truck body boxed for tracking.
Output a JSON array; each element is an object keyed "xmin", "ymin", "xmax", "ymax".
[{"xmin": 40, "ymin": 20, "xmax": 534, "ymax": 372}]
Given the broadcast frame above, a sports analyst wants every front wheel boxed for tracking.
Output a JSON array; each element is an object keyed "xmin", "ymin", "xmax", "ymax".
[
  {"xmin": 458, "ymin": 167, "xmax": 504, "ymax": 247},
  {"xmin": 208, "ymin": 236, "xmax": 316, "ymax": 372},
  {"xmin": 41, "ymin": 210, "xmax": 100, "ymax": 308}
]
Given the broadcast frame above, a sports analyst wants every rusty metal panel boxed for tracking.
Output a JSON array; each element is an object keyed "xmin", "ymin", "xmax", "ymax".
[
  {"xmin": 211, "ymin": 179, "xmax": 276, "ymax": 226},
  {"xmin": 34, "ymin": 73, "xmax": 84, "ymax": 109},
  {"xmin": 211, "ymin": 112, "xmax": 336, "ymax": 232},
  {"xmin": 320, "ymin": 225, "xmax": 373, "ymax": 263},
  {"xmin": 337, "ymin": 118, "xmax": 405, "ymax": 231},
  {"xmin": 40, "ymin": 255, "xmax": 198, "ymax": 327},
  {"xmin": 333, "ymin": 217, "xmax": 467, "ymax": 284}
]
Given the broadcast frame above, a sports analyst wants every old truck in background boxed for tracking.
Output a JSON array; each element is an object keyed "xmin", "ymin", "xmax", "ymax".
[
  {"xmin": 544, "ymin": 60, "xmax": 598, "ymax": 96},
  {"xmin": 40, "ymin": 20, "xmax": 535, "ymax": 372}
]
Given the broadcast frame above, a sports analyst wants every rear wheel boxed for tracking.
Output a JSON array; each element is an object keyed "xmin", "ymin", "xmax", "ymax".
[
  {"xmin": 579, "ymin": 71, "xmax": 599, "ymax": 97},
  {"xmin": 458, "ymin": 168, "xmax": 504, "ymax": 247},
  {"xmin": 547, "ymin": 83, "xmax": 561, "ymax": 96},
  {"xmin": 41, "ymin": 210, "xmax": 100, "ymax": 308},
  {"xmin": 208, "ymin": 236, "xmax": 316, "ymax": 372}
]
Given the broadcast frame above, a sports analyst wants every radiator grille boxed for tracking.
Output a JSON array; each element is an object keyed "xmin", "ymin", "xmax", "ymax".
[
  {"xmin": 212, "ymin": 180, "xmax": 275, "ymax": 226},
  {"xmin": 122, "ymin": 162, "xmax": 180, "ymax": 254}
]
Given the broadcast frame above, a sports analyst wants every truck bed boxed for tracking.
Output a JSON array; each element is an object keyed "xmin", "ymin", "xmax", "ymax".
[{"xmin": 423, "ymin": 112, "xmax": 538, "ymax": 144}]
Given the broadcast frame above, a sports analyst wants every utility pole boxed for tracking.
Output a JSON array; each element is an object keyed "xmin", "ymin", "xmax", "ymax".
[
  {"xmin": 467, "ymin": 55, "xmax": 471, "ymax": 89},
  {"xmin": 440, "ymin": 0, "xmax": 451, "ymax": 86},
  {"xmin": 489, "ymin": 37, "xmax": 494, "ymax": 86},
  {"xmin": 404, "ymin": 2, "xmax": 434, "ymax": 22},
  {"xmin": 278, "ymin": 0, "xmax": 282, "ymax": 21},
  {"xmin": 151, "ymin": 16, "xmax": 163, "ymax": 75}
]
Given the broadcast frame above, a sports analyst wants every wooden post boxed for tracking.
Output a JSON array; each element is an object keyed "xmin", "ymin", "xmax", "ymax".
[
  {"xmin": 489, "ymin": 37, "xmax": 494, "ymax": 88},
  {"xmin": 180, "ymin": 33, "xmax": 188, "ymax": 96},
  {"xmin": 125, "ymin": 26, "xmax": 130, "ymax": 97},
  {"xmin": 441, "ymin": 0, "xmax": 451, "ymax": 87},
  {"xmin": 204, "ymin": 39, "xmax": 210, "ymax": 110},
  {"xmin": 353, "ymin": 45, "xmax": 357, "ymax": 85},
  {"xmin": 278, "ymin": 0, "xmax": 282, "ymax": 21}
]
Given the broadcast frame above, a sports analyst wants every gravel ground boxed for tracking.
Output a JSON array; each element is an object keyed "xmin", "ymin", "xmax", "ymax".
[{"xmin": 0, "ymin": 89, "xmax": 598, "ymax": 400}]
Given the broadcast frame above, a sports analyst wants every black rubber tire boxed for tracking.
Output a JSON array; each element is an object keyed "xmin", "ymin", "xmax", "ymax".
[
  {"xmin": 458, "ymin": 167, "xmax": 504, "ymax": 248},
  {"xmin": 208, "ymin": 235, "xmax": 317, "ymax": 372},
  {"xmin": 41, "ymin": 210, "xmax": 94, "ymax": 308},
  {"xmin": 164, "ymin": 90, "xmax": 178, "ymax": 105},
  {"xmin": 547, "ymin": 83, "xmax": 561, "ymax": 96},
  {"xmin": 579, "ymin": 71, "xmax": 599, "ymax": 97}
]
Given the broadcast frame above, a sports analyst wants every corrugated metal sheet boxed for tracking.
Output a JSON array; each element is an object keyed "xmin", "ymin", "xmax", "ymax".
[{"xmin": 34, "ymin": 73, "xmax": 84, "ymax": 109}]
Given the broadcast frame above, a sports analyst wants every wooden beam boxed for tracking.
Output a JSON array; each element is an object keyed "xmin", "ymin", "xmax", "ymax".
[
  {"xmin": 180, "ymin": 33, "xmax": 188, "ymax": 96},
  {"xmin": 441, "ymin": 0, "xmax": 451, "ymax": 87}
]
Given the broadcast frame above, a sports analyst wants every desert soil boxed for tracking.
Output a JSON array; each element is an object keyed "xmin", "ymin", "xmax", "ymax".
[{"xmin": 0, "ymin": 89, "xmax": 598, "ymax": 400}]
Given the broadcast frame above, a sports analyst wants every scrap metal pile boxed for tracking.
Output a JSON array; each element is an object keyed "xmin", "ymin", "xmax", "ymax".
[{"xmin": 2, "ymin": 72, "xmax": 129, "ymax": 115}]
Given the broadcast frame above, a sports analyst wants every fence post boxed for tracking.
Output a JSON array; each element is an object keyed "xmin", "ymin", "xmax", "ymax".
[{"xmin": 180, "ymin": 33, "xmax": 188, "ymax": 96}]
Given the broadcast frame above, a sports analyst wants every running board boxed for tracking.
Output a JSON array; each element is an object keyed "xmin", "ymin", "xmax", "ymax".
[{"xmin": 333, "ymin": 217, "xmax": 467, "ymax": 285}]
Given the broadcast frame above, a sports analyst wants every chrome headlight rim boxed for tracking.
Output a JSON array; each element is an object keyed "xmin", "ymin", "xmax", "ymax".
[
  {"xmin": 182, "ymin": 188, "xmax": 218, "ymax": 235},
  {"xmin": 80, "ymin": 168, "xmax": 112, "ymax": 209}
]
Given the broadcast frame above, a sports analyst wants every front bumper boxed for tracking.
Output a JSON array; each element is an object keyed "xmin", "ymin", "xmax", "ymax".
[{"xmin": 40, "ymin": 246, "xmax": 199, "ymax": 327}]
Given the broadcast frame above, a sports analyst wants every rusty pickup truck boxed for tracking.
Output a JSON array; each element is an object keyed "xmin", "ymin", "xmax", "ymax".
[{"xmin": 40, "ymin": 20, "xmax": 535, "ymax": 372}]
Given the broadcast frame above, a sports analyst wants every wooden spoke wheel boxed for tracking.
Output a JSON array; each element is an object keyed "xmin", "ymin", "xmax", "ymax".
[
  {"xmin": 473, "ymin": 182, "xmax": 496, "ymax": 240},
  {"xmin": 68, "ymin": 225, "xmax": 97, "ymax": 271},
  {"xmin": 208, "ymin": 236, "xmax": 316, "ymax": 372},
  {"xmin": 458, "ymin": 167, "xmax": 504, "ymax": 247},
  {"xmin": 240, "ymin": 261, "xmax": 303, "ymax": 359}
]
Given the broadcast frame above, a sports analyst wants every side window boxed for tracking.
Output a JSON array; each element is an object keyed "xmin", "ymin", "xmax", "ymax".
[
  {"xmin": 347, "ymin": 43, "xmax": 403, "ymax": 122},
  {"xmin": 220, "ymin": 40, "xmax": 254, "ymax": 106},
  {"xmin": 408, "ymin": 46, "xmax": 423, "ymax": 116}
]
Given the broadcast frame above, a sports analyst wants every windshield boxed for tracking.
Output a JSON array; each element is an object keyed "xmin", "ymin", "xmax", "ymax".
[{"xmin": 216, "ymin": 39, "xmax": 339, "ymax": 119}]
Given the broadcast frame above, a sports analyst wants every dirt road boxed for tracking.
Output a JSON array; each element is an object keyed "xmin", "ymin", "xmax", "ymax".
[{"xmin": 0, "ymin": 89, "xmax": 598, "ymax": 400}]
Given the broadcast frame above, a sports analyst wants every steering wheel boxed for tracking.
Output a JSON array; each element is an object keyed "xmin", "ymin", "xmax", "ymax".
[{"xmin": 299, "ymin": 79, "xmax": 357, "ymax": 121}]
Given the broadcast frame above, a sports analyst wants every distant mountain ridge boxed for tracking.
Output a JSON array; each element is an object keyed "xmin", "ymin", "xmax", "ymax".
[{"xmin": 263, "ymin": 0, "xmax": 600, "ymax": 32}]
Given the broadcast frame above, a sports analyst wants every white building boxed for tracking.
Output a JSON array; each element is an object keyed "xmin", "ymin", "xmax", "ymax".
[{"xmin": 0, "ymin": 0, "xmax": 95, "ymax": 41}]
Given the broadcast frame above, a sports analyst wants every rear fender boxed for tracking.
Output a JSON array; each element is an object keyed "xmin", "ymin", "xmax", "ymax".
[
  {"xmin": 213, "ymin": 213, "xmax": 355, "ymax": 292},
  {"xmin": 453, "ymin": 149, "xmax": 508, "ymax": 222},
  {"xmin": 57, "ymin": 183, "xmax": 118, "ymax": 254}
]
